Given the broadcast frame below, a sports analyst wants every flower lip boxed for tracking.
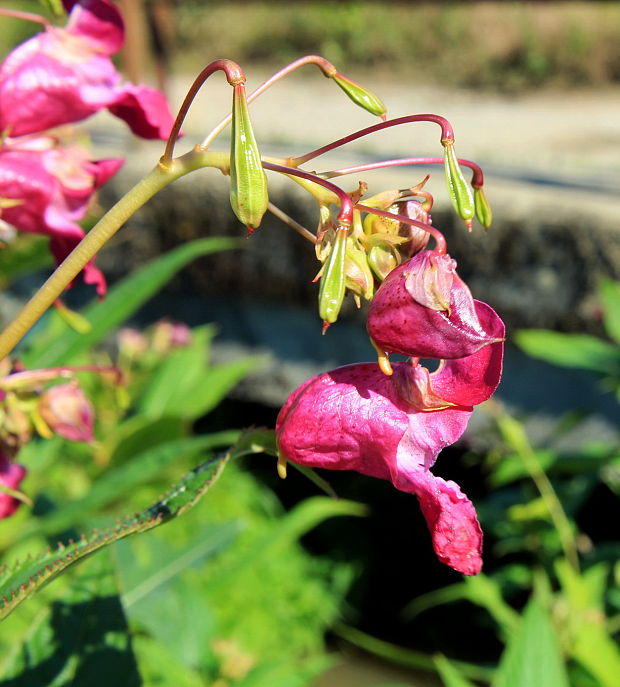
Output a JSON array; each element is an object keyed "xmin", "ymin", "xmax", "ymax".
[{"xmin": 276, "ymin": 348, "xmax": 504, "ymax": 575}]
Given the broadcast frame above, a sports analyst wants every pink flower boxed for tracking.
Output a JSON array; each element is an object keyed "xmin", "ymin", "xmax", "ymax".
[
  {"xmin": 276, "ymin": 327, "xmax": 504, "ymax": 575},
  {"xmin": 0, "ymin": 0, "xmax": 174, "ymax": 139},
  {"xmin": 39, "ymin": 381, "xmax": 95, "ymax": 443},
  {"xmin": 367, "ymin": 250, "xmax": 504, "ymax": 360},
  {"xmin": 0, "ymin": 135, "xmax": 122, "ymax": 295},
  {"xmin": 0, "ymin": 451, "xmax": 27, "ymax": 519}
]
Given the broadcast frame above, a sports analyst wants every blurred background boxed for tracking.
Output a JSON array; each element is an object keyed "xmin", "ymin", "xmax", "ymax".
[{"xmin": 1, "ymin": 2, "xmax": 619, "ymax": 686}]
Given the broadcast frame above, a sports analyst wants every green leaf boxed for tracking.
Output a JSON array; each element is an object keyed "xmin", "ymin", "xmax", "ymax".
[
  {"xmin": 33, "ymin": 431, "xmax": 238, "ymax": 536},
  {"xmin": 600, "ymin": 279, "xmax": 620, "ymax": 344},
  {"xmin": 515, "ymin": 330, "xmax": 620, "ymax": 375},
  {"xmin": 139, "ymin": 326, "xmax": 264, "ymax": 420},
  {"xmin": 0, "ymin": 235, "xmax": 52, "ymax": 290},
  {"xmin": 0, "ymin": 429, "xmax": 270, "ymax": 620},
  {"xmin": 555, "ymin": 559, "xmax": 620, "ymax": 687},
  {"xmin": 0, "ymin": 550, "xmax": 141, "ymax": 685},
  {"xmin": 494, "ymin": 599, "xmax": 569, "ymax": 687},
  {"xmin": 23, "ymin": 237, "xmax": 240, "ymax": 367},
  {"xmin": 434, "ymin": 654, "xmax": 477, "ymax": 687}
]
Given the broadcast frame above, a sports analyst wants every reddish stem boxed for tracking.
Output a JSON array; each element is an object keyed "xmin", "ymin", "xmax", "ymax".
[
  {"xmin": 201, "ymin": 55, "xmax": 338, "ymax": 150},
  {"xmin": 292, "ymin": 115, "xmax": 455, "ymax": 167},
  {"xmin": 162, "ymin": 59, "xmax": 246, "ymax": 165},
  {"xmin": 0, "ymin": 8, "xmax": 52, "ymax": 29},
  {"xmin": 262, "ymin": 161, "xmax": 353, "ymax": 227},
  {"xmin": 322, "ymin": 156, "xmax": 485, "ymax": 188},
  {"xmin": 356, "ymin": 203, "xmax": 447, "ymax": 255}
]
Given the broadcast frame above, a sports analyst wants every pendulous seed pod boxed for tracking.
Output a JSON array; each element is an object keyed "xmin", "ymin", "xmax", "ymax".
[
  {"xmin": 332, "ymin": 73, "xmax": 387, "ymax": 119},
  {"xmin": 229, "ymin": 82, "xmax": 269, "ymax": 231},
  {"xmin": 443, "ymin": 142, "xmax": 475, "ymax": 225}
]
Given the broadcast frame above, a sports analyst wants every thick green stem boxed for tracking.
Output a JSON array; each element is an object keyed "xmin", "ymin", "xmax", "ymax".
[{"xmin": 0, "ymin": 150, "xmax": 229, "ymax": 361}]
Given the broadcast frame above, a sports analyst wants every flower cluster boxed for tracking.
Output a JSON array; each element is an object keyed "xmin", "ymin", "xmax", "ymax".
[
  {"xmin": 277, "ymin": 227, "xmax": 504, "ymax": 575},
  {"xmin": 0, "ymin": 0, "xmax": 174, "ymax": 295}
]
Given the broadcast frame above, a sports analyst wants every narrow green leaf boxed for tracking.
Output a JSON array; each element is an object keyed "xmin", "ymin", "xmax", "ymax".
[
  {"xmin": 23, "ymin": 237, "xmax": 240, "ymax": 367},
  {"xmin": 0, "ymin": 428, "xmax": 272, "ymax": 619},
  {"xmin": 0, "ymin": 550, "xmax": 140, "ymax": 685},
  {"xmin": 515, "ymin": 329, "xmax": 620, "ymax": 374},
  {"xmin": 434, "ymin": 654, "xmax": 477, "ymax": 687},
  {"xmin": 494, "ymin": 599, "xmax": 569, "ymax": 687},
  {"xmin": 599, "ymin": 279, "xmax": 620, "ymax": 344}
]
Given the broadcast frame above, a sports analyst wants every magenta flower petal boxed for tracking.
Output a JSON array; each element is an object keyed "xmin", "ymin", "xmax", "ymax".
[
  {"xmin": 0, "ymin": 1, "xmax": 174, "ymax": 139},
  {"xmin": 66, "ymin": 0, "xmax": 124, "ymax": 55},
  {"xmin": 0, "ymin": 138, "xmax": 121, "ymax": 295},
  {"xmin": 107, "ymin": 84, "xmax": 177, "ymax": 140},
  {"xmin": 0, "ymin": 455, "xmax": 27, "ymax": 520},
  {"xmin": 393, "ymin": 468, "xmax": 483, "ymax": 575},
  {"xmin": 367, "ymin": 251, "xmax": 504, "ymax": 360},
  {"xmin": 276, "ymin": 362, "xmax": 484, "ymax": 574}
]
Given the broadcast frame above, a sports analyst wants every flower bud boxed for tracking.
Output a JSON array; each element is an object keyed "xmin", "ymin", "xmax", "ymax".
[
  {"xmin": 39, "ymin": 381, "xmax": 94, "ymax": 443},
  {"xmin": 368, "ymin": 243, "xmax": 399, "ymax": 282},
  {"xmin": 474, "ymin": 186, "xmax": 493, "ymax": 229},
  {"xmin": 345, "ymin": 237, "xmax": 374, "ymax": 304},
  {"xmin": 229, "ymin": 82, "xmax": 269, "ymax": 232},
  {"xmin": 151, "ymin": 319, "xmax": 192, "ymax": 354},
  {"xmin": 443, "ymin": 142, "xmax": 475, "ymax": 225},
  {"xmin": 318, "ymin": 226, "xmax": 348, "ymax": 328},
  {"xmin": 392, "ymin": 200, "xmax": 431, "ymax": 258},
  {"xmin": 332, "ymin": 73, "xmax": 387, "ymax": 119}
]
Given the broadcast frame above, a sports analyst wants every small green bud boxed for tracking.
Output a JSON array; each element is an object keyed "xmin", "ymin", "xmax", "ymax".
[
  {"xmin": 318, "ymin": 226, "xmax": 348, "ymax": 328},
  {"xmin": 443, "ymin": 142, "xmax": 475, "ymax": 224},
  {"xmin": 345, "ymin": 237, "xmax": 374, "ymax": 303},
  {"xmin": 229, "ymin": 83, "xmax": 269, "ymax": 231},
  {"xmin": 367, "ymin": 243, "xmax": 399, "ymax": 282},
  {"xmin": 474, "ymin": 186, "xmax": 493, "ymax": 229},
  {"xmin": 332, "ymin": 73, "xmax": 387, "ymax": 119}
]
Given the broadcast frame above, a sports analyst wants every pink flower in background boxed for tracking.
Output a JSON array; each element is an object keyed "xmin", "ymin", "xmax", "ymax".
[
  {"xmin": 38, "ymin": 381, "xmax": 95, "ymax": 443},
  {"xmin": 0, "ymin": 0, "xmax": 175, "ymax": 139},
  {"xmin": 368, "ymin": 250, "xmax": 504, "ymax": 360},
  {"xmin": 0, "ymin": 136, "xmax": 122, "ymax": 295},
  {"xmin": 0, "ymin": 451, "xmax": 26, "ymax": 519},
  {"xmin": 276, "ymin": 319, "xmax": 504, "ymax": 575}
]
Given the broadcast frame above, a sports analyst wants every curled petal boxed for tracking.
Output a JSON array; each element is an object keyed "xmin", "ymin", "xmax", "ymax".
[
  {"xmin": 393, "ymin": 468, "xmax": 483, "ymax": 575},
  {"xmin": 368, "ymin": 251, "xmax": 504, "ymax": 359}
]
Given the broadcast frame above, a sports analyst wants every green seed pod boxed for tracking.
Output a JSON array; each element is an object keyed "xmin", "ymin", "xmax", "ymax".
[
  {"xmin": 443, "ymin": 142, "xmax": 475, "ymax": 223},
  {"xmin": 229, "ymin": 82, "xmax": 269, "ymax": 231},
  {"xmin": 332, "ymin": 73, "xmax": 387, "ymax": 119},
  {"xmin": 474, "ymin": 186, "xmax": 493, "ymax": 229},
  {"xmin": 318, "ymin": 226, "xmax": 348, "ymax": 327}
]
